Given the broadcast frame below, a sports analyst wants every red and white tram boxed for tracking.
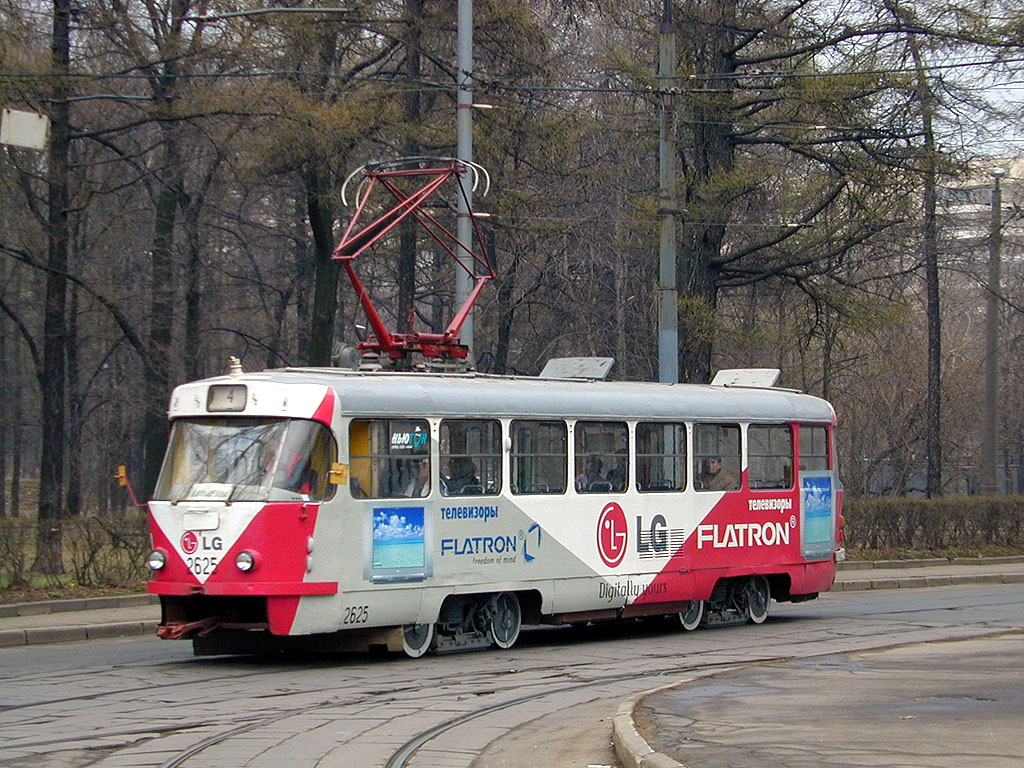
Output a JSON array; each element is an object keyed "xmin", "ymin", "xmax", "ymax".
[{"xmin": 146, "ymin": 363, "xmax": 843, "ymax": 656}]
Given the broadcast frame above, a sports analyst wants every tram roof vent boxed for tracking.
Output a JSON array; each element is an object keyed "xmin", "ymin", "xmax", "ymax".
[
  {"xmin": 711, "ymin": 368, "xmax": 782, "ymax": 388},
  {"xmin": 538, "ymin": 357, "xmax": 614, "ymax": 380}
]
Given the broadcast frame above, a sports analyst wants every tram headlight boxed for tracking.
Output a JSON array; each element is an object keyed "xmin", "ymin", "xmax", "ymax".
[
  {"xmin": 235, "ymin": 550, "xmax": 258, "ymax": 573},
  {"xmin": 147, "ymin": 549, "xmax": 167, "ymax": 571}
]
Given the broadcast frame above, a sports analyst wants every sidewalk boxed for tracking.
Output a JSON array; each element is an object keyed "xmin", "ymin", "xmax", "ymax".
[
  {"xmin": 1, "ymin": 557, "xmax": 1022, "ymax": 650},
  {"xmin": 833, "ymin": 554, "xmax": 1024, "ymax": 590},
  {"xmin": 0, "ymin": 593, "xmax": 160, "ymax": 648}
]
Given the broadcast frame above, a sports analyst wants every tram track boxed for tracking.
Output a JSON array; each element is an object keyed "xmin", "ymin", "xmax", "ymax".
[
  {"xmin": 145, "ymin": 621, "xmax": 929, "ymax": 768},
  {"xmin": 1, "ymin": 635, "xmax": 763, "ymax": 761},
  {"xmin": 153, "ymin": 655, "xmax": 762, "ymax": 768},
  {"xmin": 0, "ymin": 667, "xmax": 273, "ymax": 714},
  {"xmin": 4, "ymin": 586, "xmax": 1023, "ymax": 768},
  {"xmin": 153, "ymin": 627, "xmax": 1003, "ymax": 768}
]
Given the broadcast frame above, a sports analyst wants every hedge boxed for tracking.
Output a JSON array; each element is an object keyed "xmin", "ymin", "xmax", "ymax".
[
  {"xmin": 842, "ymin": 495, "xmax": 1024, "ymax": 552},
  {"xmin": 0, "ymin": 513, "xmax": 150, "ymax": 588}
]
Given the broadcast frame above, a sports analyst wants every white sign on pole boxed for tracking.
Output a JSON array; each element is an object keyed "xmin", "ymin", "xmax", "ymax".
[{"xmin": 1, "ymin": 109, "xmax": 50, "ymax": 150}]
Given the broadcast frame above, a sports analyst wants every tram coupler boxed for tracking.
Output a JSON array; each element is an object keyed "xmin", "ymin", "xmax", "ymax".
[{"xmin": 157, "ymin": 616, "xmax": 229, "ymax": 640}]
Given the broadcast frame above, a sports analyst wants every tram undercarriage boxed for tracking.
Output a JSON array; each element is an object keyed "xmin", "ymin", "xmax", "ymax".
[{"xmin": 165, "ymin": 574, "xmax": 817, "ymax": 657}]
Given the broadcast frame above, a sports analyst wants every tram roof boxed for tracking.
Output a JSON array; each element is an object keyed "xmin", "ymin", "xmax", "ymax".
[{"xmin": 228, "ymin": 368, "xmax": 836, "ymax": 424}]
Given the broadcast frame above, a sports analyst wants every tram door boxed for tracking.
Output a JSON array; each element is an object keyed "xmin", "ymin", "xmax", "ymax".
[{"xmin": 797, "ymin": 425, "xmax": 838, "ymax": 561}]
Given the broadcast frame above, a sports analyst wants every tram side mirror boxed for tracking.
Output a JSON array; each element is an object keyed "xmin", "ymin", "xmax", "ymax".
[
  {"xmin": 114, "ymin": 464, "xmax": 145, "ymax": 507},
  {"xmin": 328, "ymin": 462, "xmax": 348, "ymax": 485}
]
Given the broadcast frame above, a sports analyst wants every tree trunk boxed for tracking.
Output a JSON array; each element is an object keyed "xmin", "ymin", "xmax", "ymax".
[
  {"xmin": 677, "ymin": 248, "xmax": 719, "ymax": 384},
  {"xmin": 182, "ymin": 206, "xmax": 203, "ymax": 381},
  {"xmin": 10, "ymin": 419, "xmax": 21, "ymax": 518},
  {"xmin": 676, "ymin": 0, "xmax": 736, "ymax": 384},
  {"xmin": 293, "ymin": 192, "xmax": 312, "ymax": 359},
  {"xmin": 66, "ymin": 285, "xmax": 82, "ymax": 517},
  {"xmin": 492, "ymin": 234, "xmax": 516, "ymax": 376},
  {"xmin": 141, "ymin": 146, "xmax": 181, "ymax": 499},
  {"xmin": 140, "ymin": 0, "xmax": 198, "ymax": 497},
  {"xmin": 0, "ymin": 326, "xmax": 6, "ymax": 518},
  {"xmin": 303, "ymin": 24, "xmax": 346, "ymax": 368},
  {"xmin": 9, "ymin": 344, "xmax": 21, "ymax": 518},
  {"xmin": 917, "ymin": 57, "xmax": 942, "ymax": 498},
  {"xmin": 34, "ymin": 0, "xmax": 72, "ymax": 574},
  {"xmin": 431, "ymin": 241, "xmax": 445, "ymax": 336},
  {"xmin": 305, "ymin": 165, "xmax": 339, "ymax": 366},
  {"xmin": 396, "ymin": 0, "xmax": 424, "ymax": 353}
]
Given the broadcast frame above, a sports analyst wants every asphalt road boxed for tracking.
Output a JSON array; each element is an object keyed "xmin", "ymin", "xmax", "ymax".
[{"xmin": 1, "ymin": 581, "xmax": 1022, "ymax": 768}]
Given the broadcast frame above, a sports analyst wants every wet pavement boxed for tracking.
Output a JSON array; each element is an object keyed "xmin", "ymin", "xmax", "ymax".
[
  {"xmin": 2, "ymin": 557, "xmax": 1023, "ymax": 768},
  {"xmin": 613, "ymin": 557, "xmax": 1024, "ymax": 768},
  {"xmin": 626, "ymin": 634, "xmax": 1024, "ymax": 768}
]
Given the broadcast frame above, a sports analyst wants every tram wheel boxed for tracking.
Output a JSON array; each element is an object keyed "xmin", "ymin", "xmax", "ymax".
[
  {"xmin": 402, "ymin": 622, "xmax": 435, "ymax": 658},
  {"xmin": 677, "ymin": 600, "xmax": 705, "ymax": 631},
  {"xmin": 744, "ymin": 575, "xmax": 770, "ymax": 624},
  {"xmin": 489, "ymin": 592, "xmax": 522, "ymax": 650}
]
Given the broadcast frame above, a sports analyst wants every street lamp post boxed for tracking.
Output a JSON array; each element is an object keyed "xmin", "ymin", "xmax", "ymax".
[
  {"xmin": 981, "ymin": 166, "xmax": 1006, "ymax": 495},
  {"xmin": 455, "ymin": 0, "xmax": 474, "ymax": 356},
  {"xmin": 657, "ymin": 0, "xmax": 678, "ymax": 383}
]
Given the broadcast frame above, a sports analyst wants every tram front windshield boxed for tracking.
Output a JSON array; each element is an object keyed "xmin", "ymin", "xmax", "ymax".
[{"xmin": 153, "ymin": 417, "xmax": 333, "ymax": 503}]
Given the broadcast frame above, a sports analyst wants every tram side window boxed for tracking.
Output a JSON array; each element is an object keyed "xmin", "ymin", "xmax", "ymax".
[
  {"xmin": 440, "ymin": 419, "xmax": 501, "ymax": 496},
  {"xmin": 270, "ymin": 420, "xmax": 338, "ymax": 501},
  {"xmin": 575, "ymin": 421, "xmax": 628, "ymax": 493},
  {"xmin": 800, "ymin": 425, "xmax": 830, "ymax": 471},
  {"xmin": 694, "ymin": 423, "xmax": 741, "ymax": 492},
  {"xmin": 748, "ymin": 425, "xmax": 793, "ymax": 490},
  {"xmin": 349, "ymin": 419, "xmax": 430, "ymax": 499},
  {"xmin": 637, "ymin": 422, "xmax": 686, "ymax": 492},
  {"xmin": 511, "ymin": 420, "xmax": 567, "ymax": 494}
]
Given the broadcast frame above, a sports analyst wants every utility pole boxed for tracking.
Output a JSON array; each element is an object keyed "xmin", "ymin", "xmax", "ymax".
[
  {"xmin": 455, "ymin": 0, "xmax": 474, "ymax": 355},
  {"xmin": 657, "ymin": 0, "xmax": 678, "ymax": 383},
  {"xmin": 981, "ymin": 166, "xmax": 1006, "ymax": 494}
]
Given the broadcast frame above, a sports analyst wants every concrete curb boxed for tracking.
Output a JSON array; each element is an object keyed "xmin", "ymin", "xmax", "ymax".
[
  {"xmin": 837, "ymin": 555, "xmax": 1024, "ymax": 571},
  {"xmin": 0, "ymin": 593, "xmax": 158, "ymax": 619},
  {"xmin": 835, "ymin": 572, "xmax": 1024, "ymax": 591},
  {"xmin": 613, "ymin": 684, "xmax": 692, "ymax": 768},
  {"xmin": 0, "ymin": 619, "xmax": 160, "ymax": 648}
]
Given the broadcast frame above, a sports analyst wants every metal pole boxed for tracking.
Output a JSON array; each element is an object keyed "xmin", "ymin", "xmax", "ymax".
[
  {"xmin": 657, "ymin": 0, "xmax": 678, "ymax": 383},
  {"xmin": 456, "ymin": 0, "xmax": 474, "ymax": 354},
  {"xmin": 981, "ymin": 167, "xmax": 1005, "ymax": 494}
]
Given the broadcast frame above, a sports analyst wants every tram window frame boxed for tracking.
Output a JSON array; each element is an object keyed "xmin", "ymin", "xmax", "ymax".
[
  {"xmin": 440, "ymin": 419, "xmax": 501, "ymax": 496},
  {"xmin": 574, "ymin": 421, "xmax": 628, "ymax": 493},
  {"xmin": 348, "ymin": 418, "xmax": 431, "ymax": 499},
  {"xmin": 694, "ymin": 423, "xmax": 741, "ymax": 492},
  {"xmin": 636, "ymin": 422, "xmax": 687, "ymax": 492},
  {"xmin": 800, "ymin": 424, "xmax": 830, "ymax": 472},
  {"xmin": 153, "ymin": 417, "xmax": 338, "ymax": 503},
  {"xmin": 511, "ymin": 420, "xmax": 567, "ymax": 495},
  {"xmin": 748, "ymin": 424, "xmax": 794, "ymax": 490}
]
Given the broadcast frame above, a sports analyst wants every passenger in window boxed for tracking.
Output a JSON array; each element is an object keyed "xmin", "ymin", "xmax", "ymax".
[
  {"xmin": 350, "ymin": 475, "xmax": 366, "ymax": 498},
  {"xmin": 444, "ymin": 457, "xmax": 480, "ymax": 496},
  {"xmin": 701, "ymin": 456, "xmax": 735, "ymax": 491},
  {"xmin": 280, "ymin": 455, "xmax": 314, "ymax": 495},
  {"xmin": 576, "ymin": 456, "xmax": 604, "ymax": 492},
  {"xmin": 403, "ymin": 458, "xmax": 431, "ymax": 498},
  {"xmin": 606, "ymin": 456, "xmax": 626, "ymax": 492}
]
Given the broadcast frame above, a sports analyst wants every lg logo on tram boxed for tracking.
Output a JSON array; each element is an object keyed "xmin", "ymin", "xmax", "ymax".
[
  {"xmin": 597, "ymin": 502, "xmax": 628, "ymax": 567},
  {"xmin": 180, "ymin": 531, "xmax": 223, "ymax": 553}
]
